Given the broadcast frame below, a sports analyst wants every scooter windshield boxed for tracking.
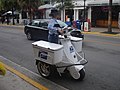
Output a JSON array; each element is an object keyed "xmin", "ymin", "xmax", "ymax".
[{"xmin": 57, "ymin": 20, "xmax": 68, "ymax": 28}]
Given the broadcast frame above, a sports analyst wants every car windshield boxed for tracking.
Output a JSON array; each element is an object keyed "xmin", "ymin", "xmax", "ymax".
[
  {"xmin": 57, "ymin": 20, "xmax": 68, "ymax": 28},
  {"xmin": 28, "ymin": 19, "xmax": 68, "ymax": 28}
]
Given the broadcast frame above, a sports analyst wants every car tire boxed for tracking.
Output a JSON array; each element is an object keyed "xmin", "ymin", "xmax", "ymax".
[{"xmin": 26, "ymin": 32, "xmax": 33, "ymax": 40}]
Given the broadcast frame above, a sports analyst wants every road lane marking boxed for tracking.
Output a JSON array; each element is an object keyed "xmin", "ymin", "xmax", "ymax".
[
  {"xmin": 0, "ymin": 61, "xmax": 49, "ymax": 90},
  {"xmin": 84, "ymin": 40, "xmax": 120, "ymax": 47}
]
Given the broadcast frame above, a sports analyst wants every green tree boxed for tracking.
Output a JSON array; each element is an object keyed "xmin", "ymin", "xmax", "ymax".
[
  {"xmin": 0, "ymin": 0, "xmax": 20, "ymax": 25},
  {"xmin": 0, "ymin": 0, "xmax": 20, "ymax": 11},
  {"xmin": 0, "ymin": 0, "xmax": 3, "ymax": 10},
  {"xmin": 17, "ymin": 0, "xmax": 41, "ymax": 21}
]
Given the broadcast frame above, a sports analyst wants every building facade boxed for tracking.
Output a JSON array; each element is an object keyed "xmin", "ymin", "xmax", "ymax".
[
  {"xmin": 72, "ymin": 0, "xmax": 120, "ymax": 28},
  {"xmin": 88, "ymin": 0, "xmax": 120, "ymax": 27}
]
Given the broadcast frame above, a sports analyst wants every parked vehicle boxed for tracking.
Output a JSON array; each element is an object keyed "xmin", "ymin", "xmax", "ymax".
[{"xmin": 24, "ymin": 19, "xmax": 84, "ymax": 40}]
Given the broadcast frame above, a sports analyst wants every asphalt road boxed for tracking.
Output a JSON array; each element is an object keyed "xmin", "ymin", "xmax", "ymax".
[{"xmin": 0, "ymin": 26, "xmax": 120, "ymax": 90}]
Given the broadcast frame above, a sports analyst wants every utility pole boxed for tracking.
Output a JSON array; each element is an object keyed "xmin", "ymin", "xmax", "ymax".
[
  {"xmin": 12, "ymin": 7, "xmax": 15, "ymax": 25},
  {"xmin": 84, "ymin": 0, "xmax": 86, "ymax": 20},
  {"xmin": 83, "ymin": 0, "xmax": 86, "ymax": 31},
  {"xmin": 61, "ymin": 0, "xmax": 64, "ymax": 21},
  {"xmin": 108, "ymin": 0, "xmax": 112, "ymax": 33},
  {"xmin": 29, "ymin": 0, "xmax": 32, "ymax": 22}
]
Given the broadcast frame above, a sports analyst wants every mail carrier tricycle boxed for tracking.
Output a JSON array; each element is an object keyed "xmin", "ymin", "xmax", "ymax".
[{"xmin": 32, "ymin": 28, "xmax": 88, "ymax": 80}]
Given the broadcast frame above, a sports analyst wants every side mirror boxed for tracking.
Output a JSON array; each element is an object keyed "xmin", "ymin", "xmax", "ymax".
[{"xmin": 54, "ymin": 24, "xmax": 60, "ymax": 27}]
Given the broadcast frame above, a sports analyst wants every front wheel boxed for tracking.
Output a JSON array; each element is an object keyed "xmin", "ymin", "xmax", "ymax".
[
  {"xmin": 26, "ymin": 32, "xmax": 33, "ymax": 40},
  {"xmin": 78, "ymin": 69, "xmax": 85, "ymax": 81},
  {"xmin": 70, "ymin": 68, "xmax": 85, "ymax": 81},
  {"xmin": 37, "ymin": 61, "xmax": 56, "ymax": 78}
]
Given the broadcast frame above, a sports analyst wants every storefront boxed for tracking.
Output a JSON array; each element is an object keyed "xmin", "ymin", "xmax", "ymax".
[
  {"xmin": 72, "ymin": 1, "xmax": 86, "ymax": 21},
  {"xmin": 88, "ymin": 0, "xmax": 120, "ymax": 28}
]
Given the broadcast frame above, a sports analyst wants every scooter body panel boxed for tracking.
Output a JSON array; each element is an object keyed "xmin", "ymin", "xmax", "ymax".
[
  {"xmin": 68, "ymin": 65, "xmax": 84, "ymax": 79},
  {"xmin": 60, "ymin": 38, "xmax": 78, "ymax": 64},
  {"xmin": 59, "ymin": 37, "xmax": 84, "ymax": 79}
]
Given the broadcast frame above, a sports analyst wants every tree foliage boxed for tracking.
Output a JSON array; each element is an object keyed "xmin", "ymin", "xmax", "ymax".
[
  {"xmin": 17, "ymin": 0, "xmax": 41, "ymax": 11},
  {"xmin": 0, "ymin": 0, "xmax": 41, "ymax": 11},
  {"xmin": 0, "ymin": 0, "xmax": 20, "ymax": 11},
  {"xmin": 0, "ymin": 0, "xmax": 74, "ymax": 11}
]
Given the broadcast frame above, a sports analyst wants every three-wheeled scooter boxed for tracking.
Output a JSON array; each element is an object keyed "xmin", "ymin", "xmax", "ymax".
[{"xmin": 32, "ymin": 28, "xmax": 88, "ymax": 80}]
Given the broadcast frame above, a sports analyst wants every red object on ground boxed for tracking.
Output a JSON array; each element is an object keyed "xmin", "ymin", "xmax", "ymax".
[{"xmin": 73, "ymin": 21, "xmax": 76, "ymax": 28}]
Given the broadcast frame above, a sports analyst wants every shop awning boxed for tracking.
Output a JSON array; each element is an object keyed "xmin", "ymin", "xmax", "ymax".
[
  {"xmin": 74, "ymin": 7, "xmax": 84, "ymax": 10},
  {"xmin": 38, "ymin": 4, "xmax": 53, "ymax": 10}
]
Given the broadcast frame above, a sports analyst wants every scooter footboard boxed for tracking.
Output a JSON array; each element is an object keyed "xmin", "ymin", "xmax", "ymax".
[{"xmin": 56, "ymin": 63, "xmax": 87, "ymax": 68}]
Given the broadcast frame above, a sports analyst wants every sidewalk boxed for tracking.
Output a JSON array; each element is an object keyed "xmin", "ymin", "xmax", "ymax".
[
  {"xmin": 90, "ymin": 27, "xmax": 120, "ymax": 33},
  {"xmin": 82, "ymin": 27, "xmax": 120, "ymax": 38},
  {"xmin": 0, "ymin": 57, "xmax": 68, "ymax": 90},
  {"xmin": 0, "ymin": 61, "xmax": 48, "ymax": 90},
  {"xmin": 0, "ymin": 23, "xmax": 24, "ymax": 28},
  {"xmin": 0, "ymin": 23, "xmax": 120, "ymax": 32},
  {"xmin": 0, "ymin": 71, "xmax": 39, "ymax": 90}
]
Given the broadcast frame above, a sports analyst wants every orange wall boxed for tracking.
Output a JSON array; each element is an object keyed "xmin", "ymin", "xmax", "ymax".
[{"xmin": 96, "ymin": 20, "xmax": 118, "ymax": 28}]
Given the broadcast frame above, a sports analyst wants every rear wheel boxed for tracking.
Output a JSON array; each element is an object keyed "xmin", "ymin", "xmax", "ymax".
[
  {"xmin": 37, "ymin": 61, "xmax": 56, "ymax": 78},
  {"xmin": 26, "ymin": 32, "xmax": 33, "ymax": 40}
]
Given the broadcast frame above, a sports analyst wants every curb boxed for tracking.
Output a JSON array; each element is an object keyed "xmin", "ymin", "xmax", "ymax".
[
  {"xmin": 82, "ymin": 31, "xmax": 120, "ymax": 38},
  {"xmin": 1, "ymin": 61, "xmax": 48, "ymax": 90},
  {"xmin": 0, "ymin": 56, "xmax": 69, "ymax": 90},
  {"xmin": 3, "ymin": 61, "xmax": 48, "ymax": 90},
  {"xmin": 0, "ymin": 24, "xmax": 24, "ymax": 28}
]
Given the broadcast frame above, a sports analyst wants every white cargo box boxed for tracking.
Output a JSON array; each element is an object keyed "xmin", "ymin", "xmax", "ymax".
[
  {"xmin": 32, "ymin": 41, "xmax": 63, "ymax": 64},
  {"xmin": 69, "ymin": 36, "xmax": 82, "ymax": 53}
]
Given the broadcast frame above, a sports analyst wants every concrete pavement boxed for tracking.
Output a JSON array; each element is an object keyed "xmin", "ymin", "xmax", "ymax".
[
  {"xmin": 0, "ymin": 56, "xmax": 68, "ymax": 90},
  {"xmin": 0, "ymin": 23, "xmax": 24, "ymax": 28},
  {"xmin": 0, "ymin": 70, "xmax": 39, "ymax": 90},
  {"xmin": 0, "ymin": 61, "xmax": 48, "ymax": 90}
]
